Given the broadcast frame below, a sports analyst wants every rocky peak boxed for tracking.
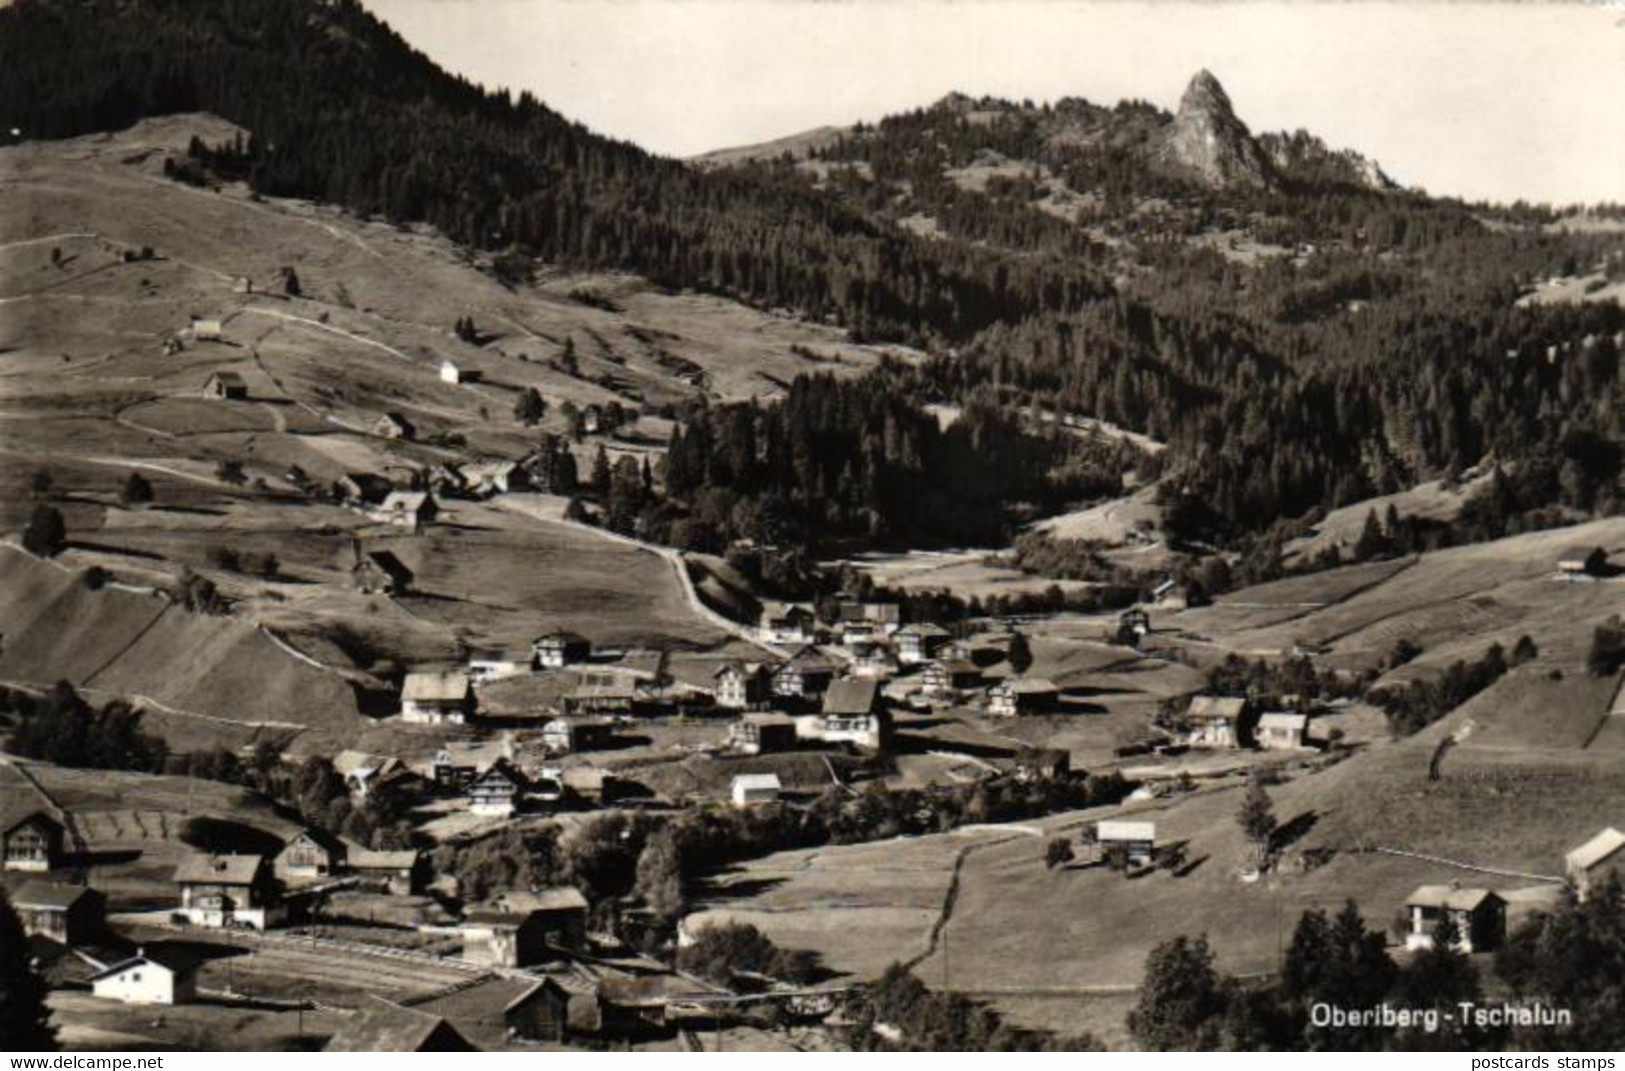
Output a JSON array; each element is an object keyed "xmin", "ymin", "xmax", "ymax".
[{"xmin": 1162, "ymin": 69, "xmax": 1275, "ymax": 189}]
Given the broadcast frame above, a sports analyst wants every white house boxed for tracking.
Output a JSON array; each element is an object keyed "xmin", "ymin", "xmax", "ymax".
[
  {"xmin": 190, "ymin": 318, "xmax": 224, "ymax": 342},
  {"xmin": 730, "ymin": 773, "xmax": 783, "ymax": 808},
  {"xmin": 1255, "ymin": 712, "xmax": 1310, "ymax": 750},
  {"xmin": 440, "ymin": 359, "xmax": 482, "ymax": 384},
  {"xmin": 1403, "ymin": 885, "xmax": 1506, "ymax": 952},
  {"xmin": 1095, "ymin": 820, "xmax": 1156, "ymax": 867},
  {"xmin": 400, "ymin": 671, "xmax": 474, "ymax": 724},
  {"xmin": 90, "ymin": 949, "xmax": 199, "ymax": 1006}
]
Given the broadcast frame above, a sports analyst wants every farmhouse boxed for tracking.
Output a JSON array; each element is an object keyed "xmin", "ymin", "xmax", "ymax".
[
  {"xmin": 533, "ymin": 631, "xmax": 592, "ymax": 668},
  {"xmin": 921, "ymin": 658, "xmax": 981, "ymax": 696},
  {"xmin": 467, "ymin": 646, "xmax": 533, "ymax": 682},
  {"xmin": 12, "ymin": 881, "xmax": 104, "ymax": 945},
  {"xmin": 714, "ymin": 662, "xmax": 773, "ymax": 710},
  {"xmin": 344, "ymin": 844, "xmax": 422, "ymax": 896},
  {"xmin": 759, "ymin": 603, "xmax": 817, "ymax": 645},
  {"xmin": 1403, "ymin": 885, "xmax": 1506, "ymax": 952},
  {"xmin": 426, "ymin": 739, "xmax": 512, "ymax": 789},
  {"xmin": 729, "ymin": 712, "xmax": 799, "ymax": 755},
  {"xmin": 542, "ymin": 717, "xmax": 618, "ymax": 754},
  {"xmin": 1256, "ymin": 712, "xmax": 1311, "ymax": 750},
  {"xmin": 1185, "ymin": 696, "xmax": 1249, "ymax": 748},
  {"xmin": 274, "ymin": 829, "xmax": 340, "ymax": 884},
  {"xmin": 350, "ymin": 546, "xmax": 413, "ymax": 596},
  {"xmin": 89, "ymin": 948, "xmax": 199, "ymax": 1006},
  {"xmin": 461, "ymin": 888, "xmax": 589, "ymax": 966},
  {"xmin": 174, "ymin": 853, "xmax": 283, "ymax": 930},
  {"xmin": 400, "ymin": 670, "xmax": 474, "ymax": 724},
  {"xmin": 407, "ymin": 975, "xmax": 573, "ymax": 1046},
  {"xmin": 375, "ymin": 411, "xmax": 416, "ymax": 440},
  {"xmin": 325, "ymin": 995, "xmax": 477, "ymax": 1053},
  {"xmin": 200, "ymin": 370, "xmax": 248, "ymax": 400},
  {"xmin": 800, "ymin": 678, "xmax": 888, "ymax": 751},
  {"xmin": 1556, "ymin": 545, "xmax": 1609, "ymax": 577},
  {"xmin": 373, "ymin": 491, "xmax": 438, "ymax": 532},
  {"xmin": 850, "ymin": 643, "xmax": 900, "ymax": 680},
  {"xmin": 988, "ymin": 677, "xmax": 1061, "ymax": 717},
  {"xmin": 895, "ymin": 623, "xmax": 952, "ymax": 665},
  {"xmin": 731, "ymin": 773, "xmax": 783, "ymax": 808},
  {"xmin": 1096, "ymin": 820, "xmax": 1156, "ymax": 868},
  {"xmin": 468, "ymin": 759, "xmax": 526, "ymax": 817},
  {"xmin": 772, "ymin": 647, "xmax": 837, "ymax": 698},
  {"xmin": 2, "ymin": 808, "xmax": 64, "ymax": 872},
  {"xmin": 439, "ymin": 359, "xmax": 482, "ymax": 385},
  {"xmin": 563, "ymin": 671, "xmax": 640, "ymax": 715},
  {"xmin": 1565, "ymin": 827, "xmax": 1625, "ymax": 900}
]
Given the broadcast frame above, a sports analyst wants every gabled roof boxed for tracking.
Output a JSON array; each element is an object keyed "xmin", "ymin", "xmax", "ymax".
[
  {"xmin": 89, "ymin": 947, "xmax": 198, "ymax": 982},
  {"xmin": 714, "ymin": 661, "xmax": 768, "ymax": 680},
  {"xmin": 783, "ymin": 647, "xmax": 837, "ymax": 672},
  {"xmin": 407, "ymin": 975, "xmax": 565, "ymax": 1021},
  {"xmin": 324, "ymin": 995, "xmax": 476, "ymax": 1052},
  {"xmin": 1097, "ymin": 820, "xmax": 1156, "ymax": 843},
  {"xmin": 1187, "ymin": 695, "xmax": 1247, "ymax": 720},
  {"xmin": 468, "ymin": 758, "xmax": 524, "ymax": 791},
  {"xmin": 403, "ymin": 671, "xmax": 471, "ymax": 702},
  {"xmin": 1, "ymin": 765, "xmax": 66, "ymax": 836},
  {"xmin": 1406, "ymin": 885, "xmax": 1503, "ymax": 911},
  {"xmin": 379, "ymin": 490, "xmax": 432, "ymax": 513},
  {"xmin": 1567, "ymin": 827, "xmax": 1625, "ymax": 872},
  {"xmin": 174, "ymin": 853, "xmax": 264, "ymax": 886},
  {"xmin": 206, "ymin": 370, "xmax": 246, "ymax": 388},
  {"xmin": 1257, "ymin": 712, "xmax": 1309, "ymax": 731},
  {"xmin": 822, "ymin": 677, "xmax": 879, "ymax": 717},
  {"xmin": 11, "ymin": 880, "xmax": 100, "ymax": 911},
  {"xmin": 495, "ymin": 887, "xmax": 588, "ymax": 914},
  {"xmin": 732, "ymin": 773, "xmax": 782, "ymax": 792},
  {"xmin": 534, "ymin": 631, "xmax": 590, "ymax": 646}
]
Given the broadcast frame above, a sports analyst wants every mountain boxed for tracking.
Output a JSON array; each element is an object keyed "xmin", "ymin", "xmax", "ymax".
[{"xmin": 1158, "ymin": 69, "xmax": 1276, "ymax": 189}]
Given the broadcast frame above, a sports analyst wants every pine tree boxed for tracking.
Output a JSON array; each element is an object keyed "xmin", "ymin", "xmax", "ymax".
[
  {"xmin": 590, "ymin": 445, "xmax": 611, "ymax": 497},
  {"xmin": 0, "ymin": 885, "xmax": 56, "ymax": 1050},
  {"xmin": 513, "ymin": 387, "xmax": 546, "ymax": 426},
  {"xmin": 1236, "ymin": 771, "xmax": 1276, "ymax": 867}
]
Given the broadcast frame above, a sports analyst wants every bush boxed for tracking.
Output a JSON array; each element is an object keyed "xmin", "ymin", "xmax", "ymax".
[{"xmin": 21, "ymin": 504, "xmax": 65, "ymax": 557}]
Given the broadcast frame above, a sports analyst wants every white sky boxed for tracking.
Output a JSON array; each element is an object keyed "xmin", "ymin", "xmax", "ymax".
[{"xmin": 363, "ymin": 0, "xmax": 1625, "ymax": 205}]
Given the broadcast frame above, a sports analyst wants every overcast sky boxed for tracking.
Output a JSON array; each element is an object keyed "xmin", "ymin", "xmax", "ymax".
[{"xmin": 363, "ymin": 0, "xmax": 1625, "ymax": 206}]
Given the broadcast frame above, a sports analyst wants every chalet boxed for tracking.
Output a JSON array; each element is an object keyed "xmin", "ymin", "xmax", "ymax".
[
  {"xmin": 372, "ymin": 491, "xmax": 438, "ymax": 533},
  {"xmin": 12, "ymin": 881, "xmax": 104, "ymax": 945},
  {"xmin": 837, "ymin": 600, "xmax": 902, "ymax": 632},
  {"xmin": 461, "ymin": 888, "xmax": 588, "ymax": 966},
  {"xmin": 1557, "ymin": 545, "xmax": 1609, "ymax": 577},
  {"xmin": 800, "ymin": 678, "xmax": 888, "ymax": 751},
  {"xmin": 563, "ymin": 671, "xmax": 639, "ymax": 715},
  {"xmin": 730, "ymin": 712, "xmax": 799, "ymax": 755},
  {"xmin": 401, "ymin": 671, "xmax": 474, "ymax": 724},
  {"xmin": 274, "ymin": 830, "xmax": 339, "ymax": 884},
  {"xmin": 541, "ymin": 717, "xmax": 617, "ymax": 754},
  {"xmin": 772, "ymin": 647, "xmax": 836, "ymax": 698},
  {"xmin": 921, "ymin": 658, "xmax": 981, "ymax": 696},
  {"xmin": 90, "ymin": 948, "xmax": 199, "ymax": 1006},
  {"xmin": 896, "ymin": 623, "xmax": 951, "ymax": 665},
  {"xmin": 375, "ymin": 411, "xmax": 416, "ymax": 440},
  {"xmin": 731, "ymin": 773, "xmax": 782, "ymax": 808},
  {"xmin": 440, "ymin": 359, "xmax": 482, "ymax": 385},
  {"xmin": 334, "ymin": 471, "xmax": 394, "ymax": 505},
  {"xmin": 534, "ymin": 631, "xmax": 592, "ymax": 669},
  {"xmin": 351, "ymin": 545, "xmax": 413, "ymax": 595},
  {"xmin": 467, "ymin": 647, "xmax": 533, "ymax": 682},
  {"xmin": 468, "ymin": 759, "xmax": 526, "ymax": 817},
  {"xmin": 325, "ymin": 995, "xmax": 477, "ymax": 1053},
  {"xmin": 333, "ymin": 750, "xmax": 405, "ymax": 798},
  {"xmin": 407, "ymin": 975, "xmax": 572, "ymax": 1046},
  {"xmin": 174, "ymin": 853, "xmax": 283, "ymax": 930},
  {"xmin": 1096, "ymin": 820, "xmax": 1156, "ymax": 868},
  {"xmin": 1119, "ymin": 608, "xmax": 1151, "ymax": 639},
  {"xmin": 759, "ymin": 603, "xmax": 817, "ymax": 645},
  {"xmin": 191, "ymin": 318, "xmax": 224, "ymax": 342},
  {"xmin": 988, "ymin": 677, "xmax": 1061, "ymax": 717},
  {"xmin": 344, "ymin": 843, "xmax": 422, "ymax": 896},
  {"xmin": 850, "ymin": 643, "xmax": 900, "ymax": 680},
  {"xmin": 714, "ymin": 662, "xmax": 773, "ymax": 709},
  {"xmin": 464, "ymin": 460, "xmax": 530, "ymax": 497},
  {"xmin": 1403, "ymin": 885, "xmax": 1506, "ymax": 952},
  {"xmin": 2, "ymin": 809, "xmax": 64, "ymax": 873},
  {"xmin": 1013, "ymin": 748, "xmax": 1071, "ymax": 782},
  {"xmin": 427, "ymin": 739, "xmax": 512, "ymax": 790},
  {"xmin": 1256, "ymin": 712, "xmax": 1310, "ymax": 750},
  {"xmin": 1186, "ymin": 696, "xmax": 1249, "ymax": 749},
  {"xmin": 201, "ymin": 370, "xmax": 248, "ymax": 400},
  {"xmin": 1565, "ymin": 827, "xmax": 1625, "ymax": 900}
]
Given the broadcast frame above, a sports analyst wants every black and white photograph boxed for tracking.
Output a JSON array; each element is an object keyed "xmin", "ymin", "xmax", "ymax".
[{"xmin": 1, "ymin": 0, "xmax": 1623, "ymax": 1055}]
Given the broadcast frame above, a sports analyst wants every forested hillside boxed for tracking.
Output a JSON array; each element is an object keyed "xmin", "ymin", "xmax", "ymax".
[{"xmin": 2, "ymin": 0, "xmax": 1619, "ymax": 542}]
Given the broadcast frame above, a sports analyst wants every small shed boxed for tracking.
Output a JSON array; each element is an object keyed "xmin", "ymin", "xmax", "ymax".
[
  {"xmin": 90, "ymin": 948, "xmax": 199, "ymax": 1006},
  {"xmin": 201, "ymin": 370, "xmax": 248, "ymax": 400},
  {"xmin": 730, "ymin": 712, "xmax": 798, "ymax": 755},
  {"xmin": 1096, "ymin": 819, "xmax": 1156, "ymax": 868},
  {"xmin": 1565, "ymin": 827, "xmax": 1625, "ymax": 900},
  {"xmin": 731, "ymin": 773, "xmax": 783, "ymax": 808},
  {"xmin": 12, "ymin": 880, "xmax": 104, "ymax": 945}
]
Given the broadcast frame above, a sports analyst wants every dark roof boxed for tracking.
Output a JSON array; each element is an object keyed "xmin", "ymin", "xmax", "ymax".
[
  {"xmin": 12, "ymin": 881, "xmax": 100, "ymax": 911},
  {"xmin": 822, "ymin": 677, "xmax": 879, "ymax": 717},
  {"xmin": 324, "ymin": 996, "xmax": 477, "ymax": 1053},
  {"xmin": 0, "ymin": 766, "xmax": 64, "ymax": 836},
  {"xmin": 89, "ymin": 946, "xmax": 199, "ymax": 982},
  {"xmin": 208, "ymin": 371, "xmax": 247, "ymax": 388},
  {"xmin": 408, "ymin": 976, "xmax": 566, "ymax": 1022}
]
